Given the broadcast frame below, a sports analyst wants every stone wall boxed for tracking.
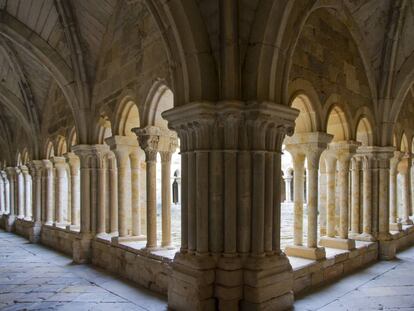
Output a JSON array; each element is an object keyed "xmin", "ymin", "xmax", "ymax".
[
  {"xmin": 91, "ymin": 239, "xmax": 171, "ymax": 295},
  {"xmin": 293, "ymin": 242, "xmax": 378, "ymax": 295},
  {"xmin": 40, "ymin": 226, "xmax": 77, "ymax": 256},
  {"xmin": 15, "ymin": 219, "xmax": 33, "ymax": 240}
]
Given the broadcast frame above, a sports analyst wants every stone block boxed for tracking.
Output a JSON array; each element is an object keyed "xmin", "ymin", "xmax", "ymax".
[
  {"xmin": 320, "ymin": 236, "xmax": 356, "ymax": 250},
  {"xmin": 285, "ymin": 245, "xmax": 326, "ymax": 260},
  {"xmin": 324, "ymin": 263, "xmax": 343, "ymax": 280}
]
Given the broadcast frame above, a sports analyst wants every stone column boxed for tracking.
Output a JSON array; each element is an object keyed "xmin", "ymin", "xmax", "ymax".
[
  {"xmin": 5, "ymin": 167, "xmax": 17, "ymax": 231},
  {"xmin": 284, "ymin": 174, "xmax": 292, "ymax": 202},
  {"xmin": 72, "ymin": 144, "xmax": 109, "ymax": 263},
  {"xmin": 292, "ymin": 152, "xmax": 305, "ymax": 246},
  {"xmin": 107, "ymin": 152, "xmax": 119, "ymax": 235},
  {"xmin": 42, "ymin": 160, "xmax": 54, "ymax": 225},
  {"xmin": 162, "ymin": 102, "xmax": 299, "ymax": 311},
  {"xmin": 65, "ymin": 153, "xmax": 80, "ymax": 229},
  {"xmin": 130, "ymin": 152, "xmax": 141, "ymax": 237},
  {"xmin": 320, "ymin": 141, "xmax": 359, "ymax": 250},
  {"xmin": 21, "ymin": 166, "xmax": 32, "ymax": 220},
  {"xmin": 52, "ymin": 157, "xmax": 68, "ymax": 226},
  {"xmin": 2, "ymin": 171, "xmax": 10, "ymax": 215},
  {"xmin": 133, "ymin": 128, "xmax": 159, "ymax": 250},
  {"xmin": 324, "ymin": 154, "xmax": 337, "ymax": 238},
  {"xmin": 106, "ymin": 136, "xmax": 139, "ymax": 240},
  {"xmin": 350, "ymin": 158, "xmax": 360, "ymax": 235},
  {"xmin": 375, "ymin": 147, "xmax": 395, "ymax": 259},
  {"xmin": 284, "ymin": 132, "xmax": 331, "ymax": 260},
  {"xmin": 389, "ymin": 151, "xmax": 402, "ymax": 231},
  {"xmin": 16, "ymin": 167, "xmax": 24, "ymax": 219},
  {"xmin": 28, "ymin": 161, "xmax": 43, "ymax": 242},
  {"xmin": 160, "ymin": 139, "xmax": 177, "ymax": 248},
  {"xmin": 0, "ymin": 171, "xmax": 4, "ymax": 215},
  {"xmin": 358, "ymin": 155, "xmax": 374, "ymax": 241},
  {"xmin": 401, "ymin": 155, "xmax": 413, "ymax": 225}
]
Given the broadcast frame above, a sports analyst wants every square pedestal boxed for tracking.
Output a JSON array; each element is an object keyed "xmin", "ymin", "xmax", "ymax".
[
  {"xmin": 111, "ymin": 235, "xmax": 146, "ymax": 245},
  {"xmin": 73, "ymin": 235, "xmax": 92, "ymax": 264},
  {"xmin": 355, "ymin": 233, "xmax": 376, "ymax": 242},
  {"xmin": 379, "ymin": 239, "xmax": 397, "ymax": 260},
  {"xmin": 4, "ymin": 215, "xmax": 16, "ymax": 232},
  {"xmin": 285, "ymin": 245, "xmax": 326, "ymax": 260},
  {"xmin": 168, "ymin": 253, "xmax": 216, "ymax": 311},
  {"xmin": 390, "ymin": 223, "xmax": 403, "ymax": 231},
  {"xmin": 29, "ymin": 223, "xmax": 42, "ymax": 243},
  {"xmin": 319, "ymin": 236, "xmax": 355, "ymax": 250}
]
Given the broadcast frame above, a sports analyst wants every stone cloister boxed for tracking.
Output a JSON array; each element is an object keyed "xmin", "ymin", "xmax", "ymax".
[{"xmin": 1, "ymin": 1, "xmax": 414, "ymax": 310}]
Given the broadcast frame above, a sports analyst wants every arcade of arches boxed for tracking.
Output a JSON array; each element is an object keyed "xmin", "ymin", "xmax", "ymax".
[{"xmin": 2, "ymin": 1, "xmax": 414, "ymax": 310}]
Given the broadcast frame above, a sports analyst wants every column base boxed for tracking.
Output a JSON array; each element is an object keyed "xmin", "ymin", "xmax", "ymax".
[
  {"xmin": 111, "ymin": 235, "xmax": 147, "ymax": 245},
  {"xmin": 319, "ymin": 236, "xmax": 356, "ymax": 250},
  {"xmin": 241, "ymin": 253, "xmax": 293, "ymax": 310},
  {"xmin": 354, "ymin": 233, "xmax": 376, "ymax": 242},
  {"xmin": 29, "ymin": 222, "xmax": 42, "ymax": 243},
  {"xmin": 215, "ymin": 256, "xmax": 243, "ymax": 310},
  {"xmin": 73, "ymin": 234, "xmax": 93, "ymax": 264},
  {"xmin": 402, "ymin": 219, "xmax": 413, "ymax": 225},
  {"xmin": 168, "ymin": 252, "xmax": 216, "ymax": 311},
  {"xmin": 390, "ymin": 223, "xmax": 403, "ymax": 231},
  {"xmin": 66, "ymin": 224, "xmax": 80, "ymax": 231},
  {"xmin": 4, "ymin": 215, "xmax": 16, "ymax": 232},
  {"xmin": 284, "ymin": 245, "xmax": 326, "ymax": 260},
  {"xmin": 379, "ymin": 239, "xmax": 397, "ymax": 260}
]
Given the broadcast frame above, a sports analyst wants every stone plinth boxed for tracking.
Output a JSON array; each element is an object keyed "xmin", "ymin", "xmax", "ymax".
[{"xmin": 320, "ymin": 236, "xmax": 356, "ymax": 250}]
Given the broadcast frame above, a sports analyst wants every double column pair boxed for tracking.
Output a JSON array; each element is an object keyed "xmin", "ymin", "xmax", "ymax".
[
  {"xmin": 319, "ymin": 141, "xmax": 359, "ymax": 250},
  {"xmin": 284, "ymin": 132, "xmax": 332, "ymax": 260},
  {"xmin": 390, "ymin": 151, "xmax": 413, "ymax": 228},
  {"xmin": 132, "ymin": 127, "xmax": 177, "ymax": 250}
]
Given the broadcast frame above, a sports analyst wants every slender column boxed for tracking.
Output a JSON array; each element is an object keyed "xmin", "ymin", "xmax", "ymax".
[
  {"xmin": 350, "ymin": 158, "xmax": 360, "ymax": 234},
  {"xmin": 21, "ymin": 166, "xmax": 32, "ymax": 220},
  {"xmin": 97, "ymin": 162, "xmax": 107, "ymax": 235},
  {"xmin": 284, "ymin": 175, "xmax": 292, "ymax": 202},
  {"xmin": 390, "ymin": 152, "xmax": 402, "ymax": 224},
  {"xmin": 291, "ymin": 152, "xmax": 305, "ymax": 245},
  {"xmin": 319, "ymin": 165, "xmax": 327, "ymax": 236},
  {"xmin": 401, "ymin": 155, "xmax": 413, "ymax": 225},
  {"xmin": 65, "ymin": 153, "xmax": 80, "ymax": 227},
  {"xmin": 53, "ymin": 157, "xmax": 68, "ymax": 225},
  {"xmin": 378, "ymin": 153, "xmax": 392, "ymax": 238},
  {"xmin": 108, "ymin": 153, "xmax": 118, "ymax": 235},
  {"xmin": 114, "ymin": 150, "xmax": 130, "ymax": 237},
  {"xmin": 42, "ymin": 160, "xmax": 54, "ymax": 225},
  {"xmin": 134, "ymin": 128, "xmax": 165, "ymax": 249},
  {"xmin": 130, "ymin": 151, "xmax": 141, "ymax": 237},
  {"xmin": 16, "ymin": 167, "xmax": 24, "ymax": 218},
  {"xmin": 361, "ymin": 157, "xmax": 373, "ymax": 238},
  {"xmin": 325, "ymin": 155, "xmax": 337, "ymax": 237},
  {"xmin": 0, "ymin": 171, "xmax": 4, "ymax": 214},
  {"xmin": 3, "ymin": 171, "xmax": 10, "ymax": 214},
  {"xmin": 160, "ymin": 150, "xmax": 173, "ymax": 247},
  {"xmin": 306, "ymin": 148, "xmax": 325, "ymax": 249},
  {"xmin": 337, "ymin": 156, "xmax": 352, "ymax": 239},
  {"xmin": 30, "ymin": 161, "xmax": 43, "ymax": 223},
  {"xmin": 145, "ymin": 149, "xmax": 157, "ymax": 248}
]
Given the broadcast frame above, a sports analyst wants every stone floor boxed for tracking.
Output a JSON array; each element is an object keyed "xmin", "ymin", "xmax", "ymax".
[
  {"xmin": 294, "ymin": 245, "xmax": 414, "ymax": 310},
  {"xmin": 0, "ymin": 230, "xmax": 167, "ymax": 310},
  {"xmin": 2, "ymin": 229, "xmax": 414, "ymax": 311}
]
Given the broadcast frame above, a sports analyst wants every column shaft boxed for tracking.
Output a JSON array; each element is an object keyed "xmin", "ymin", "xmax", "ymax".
[
  {"xmin": 146, "ymin": 152, "xmax": 157, "ymax": 248},
  {"xmin": 362, "ymin": 158, "xmax": 372, "ymax": 235},
  {"xmin": 131, "ymin": 154, "xmax": 141, "ymax": 237},
  {"xmin": 161, "ymin": 152, "xmax": 172, "ymax": 247},
  {"xmin": 351, "ymin": 159, "xmax": 360, "ymax": 234},
  {"xmin": 337, "ymin": 159, "xmax": 350, "ymax": 239},
  {"xmin": 293, "ymin": 154, "xmax": 305, "ymax": 245},
  {"xmin": 326, "ymin": 156, "xmax": 336, "ymax": 237}
]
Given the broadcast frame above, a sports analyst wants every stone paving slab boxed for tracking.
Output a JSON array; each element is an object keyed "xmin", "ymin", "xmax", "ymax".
[
  {"xmin": 294, "ymin": 245, "xmax": 414, "ymax": 310},
  {"xmin": 0, "ymin": 230, "xmax": 167, "ymax": 310}
]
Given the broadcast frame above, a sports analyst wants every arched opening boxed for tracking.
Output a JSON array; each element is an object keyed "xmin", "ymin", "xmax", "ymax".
[
  {"xmin": 56, "ymin": 137, "xmax": 68, "ymax": 156},
  {"xmin": 326, "ymin": 106, "xmax": 350, "ymax": 141},
  {"xmin": 356, "ymin": 117, "xmax": 373, "ymax": 146},
  {"xmin": 291, "ymin": 94, "xmax": 317, "ymax": 134},
  {"xmin": 45, "ymin": 141, "xmax": 55, "ymax": 159},
  {"xmin": 97, "ymin": 115, "xmax": 113, "ymax": 145}
]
